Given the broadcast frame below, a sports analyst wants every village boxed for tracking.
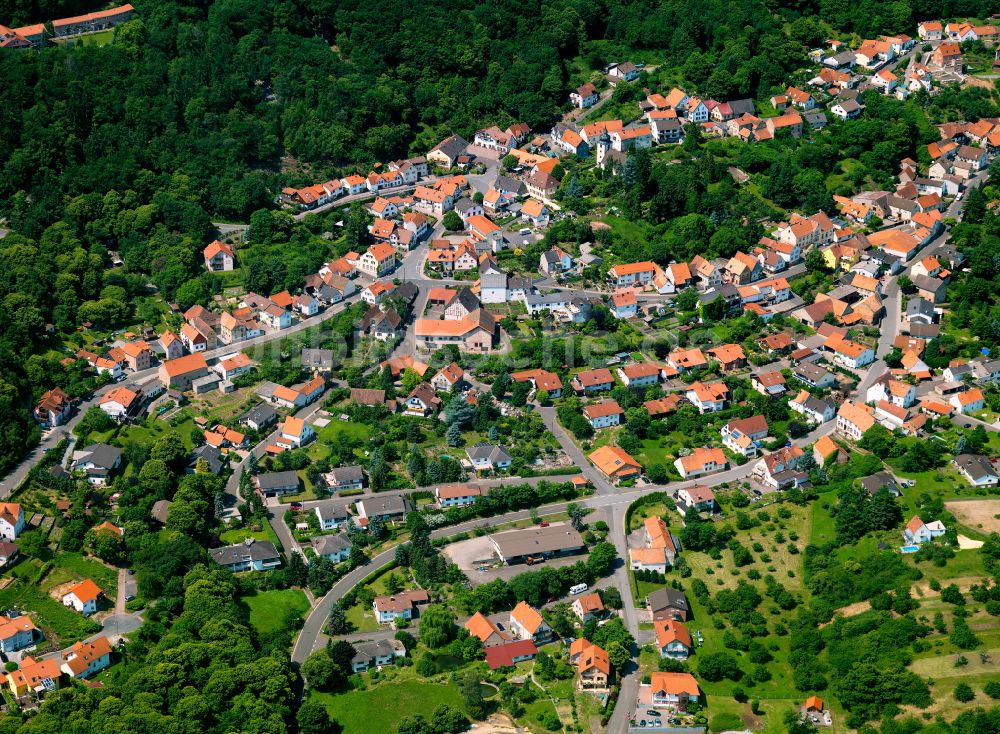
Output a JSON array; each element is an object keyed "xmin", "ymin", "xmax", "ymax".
[{"xmin": 4, "ymin": 7, "xmax": 1000, "ymax": 734}]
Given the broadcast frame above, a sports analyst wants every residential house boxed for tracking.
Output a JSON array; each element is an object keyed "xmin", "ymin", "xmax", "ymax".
[
  {"xmin": 252, "ymin": 471, "xmax": 300, "ymax": 498},
  {"xmin": 654, "ymin": 619, "xmax": 693, "ymax": 659},
  {"xmin": 647, "ymin": 587, "xmax": 690, "ymax": 621},
  {"xmin": 313, "ymin": 499, "xmax": 352, "ymax": 530},
  {"xmin": 836, "ymin": 400, "xmax": 876, "ymax": 441},
  {"xmin": 617, "ymin": 362, "xmax": 661, "ymax": 388},
  {"xmin": 570, "ymin": 82, "xmax": 600, "ymax": 108},
  {"xmin": 466, "ymin": 444, "xmax": 513, "ymax": 472},
  {"xmin": 589, "ymin": 445, "xmax": 642, "ymax": 482},
  {"xmin": 404, "ymin": 382, "xmax": 442, "ymax": 417},
  {"xmin": 610, "ymin": 289, "xmax": 638, "ymax": 319},
  {"xmin": 414, "ymin": 310, "xmax": 497, "ymax": 352},
  {"xmin": 953, "ymin": 453, "xmax": 999, "ymax": 486},
  {"xmin": 357, "ymin": 495, "xmax": 412, "ymax": 527},
  {"xmin": 277, "ymin": 416, "xmax": 315, "ymax": 448},
  {"xmin": 350, "ymin": 639, "xmax": 406, "ymax": 673},
  {"xmin": 903, "ymin": 515, "xmax": 947, "ymax": 544},
  {"xmin": 572, "ymin": 593, "xmax": 606, "ymax": 623},
  {"xmin": 674, "ymin": 447, "xmax": 728, "ymax": 479},
  {"xmin": 753, "ymin": 445, "xmax": 806, "ymax": 489},
  {"xmin": 677, "ymin": 484, "xmax": 718, "ymax": 514},
  {"xmin": 34, "ymin": 388, "xmax": 72, "ymax": 427},
  {"xmin": 70, "ymin": 444, "xmax": 122, "ymax": 486},
  {"xmin": 484, "ymin": 640, "xmax": 539, "ymax": 670},
  {"xmin": 571, "ymin": 368, "xmax": 615, "ymax": 394},
  {"xmin": 752, "ymin": 371, "xmax": 787, "ymax": 396},
  {"xmin": 722, "ymin": 415, "xmax": 769, "ymax": 458},
  {"xmin": 645, "ymin": 672, "xmax": 701, "ymax": 709},
  {"xmin": 509, "ymin": 601, "xmax": 553, "ymax": 644},
  {"xmin": 62, "ymin": 579, "xmax": 103, "ymax": 615},
  {"xmin": 158, "ymin": 353, "xmax": 209, "ymax": 390},
  {"xmin": 607, "ymin": 261, "xmax": 658, "ymax": 288},
  {"xmin": 204, "ymin": 239, "xmax": 235, "ymax": 271},
  {"xmin": 435, "ymin": 484, "xmax": 484, "ymax": 508},
  {"xmin": 685, "ymin": 381, "xmax": 730, "ymax": 413},
  {"xmin": 60, "ymin": 636, "xmax": 113, "ymax": 679},
  {"xmin": 573, "ymin": 639, "xmax": 610, "ymax": 690},
  {"xmin": 0, "ymin": 617, "xmax": 38, "ymax": 654},
  {"xmin": 373, "ymin": 590, "xmax": 430, "ymax": 624}
]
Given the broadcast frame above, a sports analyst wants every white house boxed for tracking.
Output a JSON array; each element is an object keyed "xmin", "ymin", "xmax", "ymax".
[
  {"xmin": 0, "ymin": 503, "xmax": 26, "ymax": 540},
  {"xmin": 903, "ymin": 515, "xmax": 946, "ymax": 544},
  {"xmin": 62, "ymin": 579, "xmax": 102, "ymax": 616}
]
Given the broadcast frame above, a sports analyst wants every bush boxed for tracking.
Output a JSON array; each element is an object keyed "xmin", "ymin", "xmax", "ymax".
[
  {"xmin": 984, "ymin": 681, "xmax": 1000, "ymax": 699},
  {"xmin": 954, "ymin": 682, "xmax": 975, "ymax": 702}
]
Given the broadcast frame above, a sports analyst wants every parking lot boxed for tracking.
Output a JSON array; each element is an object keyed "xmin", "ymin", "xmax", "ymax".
[{"xmin": 442, "ymin": 533, "xmax": 589, "ymax": 585}]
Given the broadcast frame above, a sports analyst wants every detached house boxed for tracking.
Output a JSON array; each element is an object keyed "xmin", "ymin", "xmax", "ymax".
[
  {"xmin": 953, "ymin": 453, "xmax": 999, "ymax": 487},
  {"xmin": 62, "ymin": 579, "xmax": 103, "ymax": 616},
  {"xmin": 645, "ymin": 672, "xmax": 701, "ymax": 709},
  {"xmin": 583, "ymin": 400, "xmax": 623, "ymax": 429},
  {"xmin": 674, "ymin": 447, "xmax": 728, "ymax": 479},
  {"xmin": 903, "ymin": 515, "xmax": 947, "ymax": 544},
  {"xmin": 571, "ymin": 82, "xmax": 600, "ymax": 108},
  {"xmin": 204, "ymin": 240, "xmax": 235, "ymax": 272},
  {"xmin": 509, "ymin": 601, "xmax": 552, "ymax": 644},
  {"xmin": 721, "ymin": 415, "xmax": 769, "ymax": 458},
  {"xmin": 654, "ymin": 619, "xmax": 693, "ymax": 659}
]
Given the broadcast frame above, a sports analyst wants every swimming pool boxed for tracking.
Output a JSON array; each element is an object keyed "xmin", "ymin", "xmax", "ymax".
[{"xmin": 901, "ymin": 545, "xmax": 920, "ymax": 553}]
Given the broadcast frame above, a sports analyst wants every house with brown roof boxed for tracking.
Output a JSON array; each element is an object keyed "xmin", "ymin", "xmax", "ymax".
[
  {"xmin": 373, "ymin": 590, "xmax": 430, "ymax": 625},
  {"xmin": 34, "ymin": 387, "xmax": 72, "ymax": 427},
  {"xmin": 572, "ymin": 593, "xmax": 605, "ymax": 623},
  {"xmin": 571, "ymin": 368, "xmax": 615, "ymax": 394}
]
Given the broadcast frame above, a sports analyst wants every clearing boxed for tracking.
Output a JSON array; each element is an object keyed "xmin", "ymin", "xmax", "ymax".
[
  {"xmin": 311, "ymin": 675, "xmax": 465, "ymax": 734},
  {"xmin": 945, "ymin": 498, "xmax": 1000, "ymax": 534},
  {"xmin": 243, "ymin": 589, "xmax": 310, "ymax": 636}
]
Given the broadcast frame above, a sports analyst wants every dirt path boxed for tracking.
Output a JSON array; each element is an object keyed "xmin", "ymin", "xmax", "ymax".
[
  {"xmin": 911, "ymin": 576, "xmax": 984, "ymax": 598},
  {"xmin": 115, "ymin": 567, "xmax": 127, "ymax": 614}
]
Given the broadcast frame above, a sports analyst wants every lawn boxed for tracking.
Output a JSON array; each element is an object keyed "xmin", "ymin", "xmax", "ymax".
[
  {"xmin": 0, "ymin": 566, "xmax": 102, "ymax": 646},
  {"xmin": 243, "ymin": 589, "xmax": 310, "ymax": 636},
  {"xmin": 308, "ymin": 420, "xmax": 373, "ymax": 463},
  {"xmin": 219, "ymin": 525, "xmax": 282, "ymax": 549},
  {"xmin": 46, "ymin": 552, "xmax": 118, "ymax": 600},
  {"xmin": 311, "ymin": 674, "xmax": 465, "ymax": 734}
]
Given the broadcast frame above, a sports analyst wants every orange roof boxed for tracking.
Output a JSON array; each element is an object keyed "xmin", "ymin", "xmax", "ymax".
[
  {"xmin": 654, "ymin": 619, "xmax": 692, "ymax": 649},
  {"xmin": 282, "ymin": 416, "xmax": 308, "ymax": 438},
  {"xmin": 837, "ymin": 400, "xmax": 875, "ymax": 432},
  {"xmin": 93, "ymin": 521, "xmax": 122, "ymax": 537},
  {"xmin": 100, "ymin": 386, "xmax": 139, "ymax": 408},
  {"xmin": 707, "ymin": 343, "xmax": 745, "ymax": 365},
  {"xmin": 814, "ymin": 435, "xmax": 838, "ymax": 461},
  {"xmin": 465, "ymin": 612, "xmax": 502, "ymax": 643},
  {"xmin": 650, "ymin": 672, "xmax": 700, "ymax": 697},
  {"xmin": 511, "ymin": 601, "xmax": 545, "ymax": 634},
  {"xmin": 272, "ymin": 385, "xmax": 301, "ymax": 403},
  {"xmin": 583, "ymin": 400, "xmax": 623, "ymax": 420},
  {"xmin": 644, "ymin": 516, "xmax": 676, "ymax": 552},
  {"xmin": 0, "ymin": 616, "xmax": 36, "ymax": 642},
  {"xmin": 366, "ymin": 242, "xmax": 397, "ymax": 262},
  {"xmin": 575, "ymin": 592, "xmax": 604, "ymax": 614},
  {"xmin": 576, "ymin": 641, "xmax": 610, "ymax": 676},
  {"xmin": 677, "ymin": 447, "xmax": 726, "ymax": 474},
  {"xmin": 805, "ymin": 695, "xmax": 824, "ymax": 711},
  {"xmin": 589, "ymin": 445, "xmax": 641, "ymax": 477},
  {"xmin": 66, "ymin": 579, "xmax": 102, "ymax": 604},
  {"xmin": 160, "ymin": 353, "xmax": 208, "ymax": 377},
  {"xmin": 611, "ymin": 290, "xmax": 637, "ymax": 307},
  {"xmin": 120, "ymin": 340, "xmax": 151, "ymax": 358},
  {"xmin": 467, "ymin": 215, "xmax": 501, "ymax": 235},
  {"xmin": 521, "ymin": 199, "xmax": 546, "ymax": 218},
  {"xmin": 204, "ymin": 240, "xmax": 234, "ymax": 259},
  {"xmin": 957, "ymin": 388, "xmax": 984, "ymax": 405},
  {"xmin": 609, "ymin": 261, "xmax": 657, "ymax": 277}
]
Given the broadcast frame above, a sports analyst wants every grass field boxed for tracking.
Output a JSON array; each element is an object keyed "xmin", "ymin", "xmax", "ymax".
[
  {"xmin": 311, "ymin": 673, "xmax": 465, "ymax": 734},
  {"xmin": 46, "ymin": 552, "xmax": 118, "ymax": 600},
  {"xmin": 219, "ymin": 525, "xmax": 282, "ymax": 549},
  {"xmin": 945, "ymin": 498, "xmax": 1000, "ymax": 534},
  {"xmin": 243, "ymin": 589, "xmax": 310, "ymax": 635}
]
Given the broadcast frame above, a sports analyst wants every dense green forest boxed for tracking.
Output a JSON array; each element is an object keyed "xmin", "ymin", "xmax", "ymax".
[{"xmin": 0, "ymin": 0, "xmax": 998, "ymax": 476}]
